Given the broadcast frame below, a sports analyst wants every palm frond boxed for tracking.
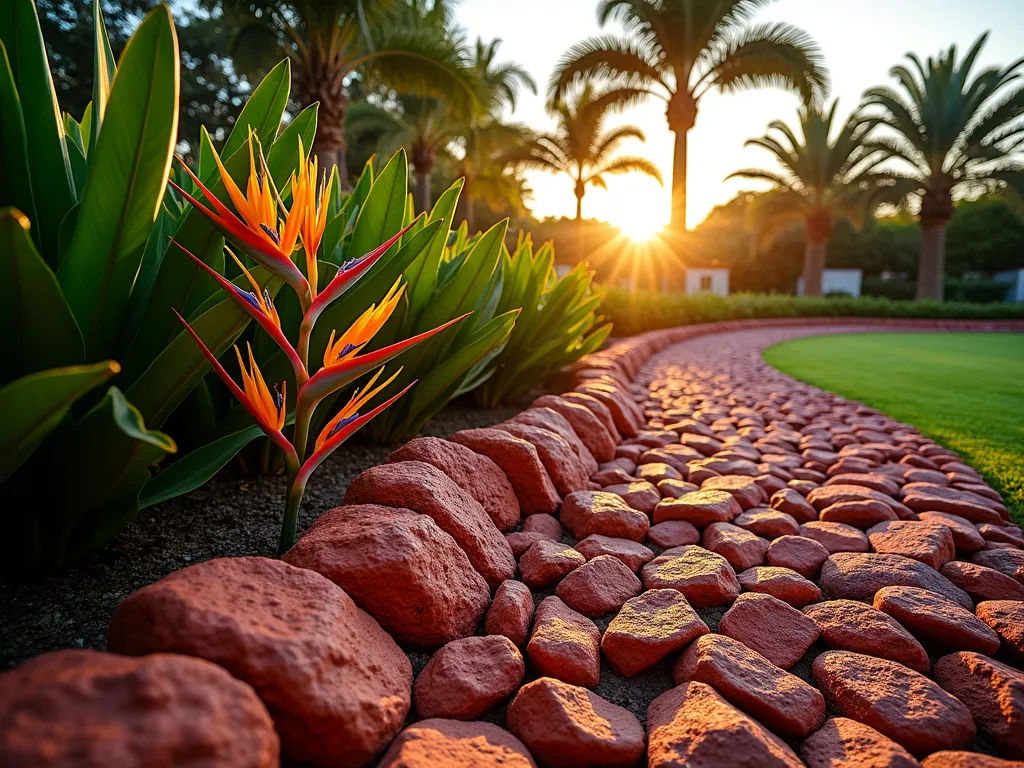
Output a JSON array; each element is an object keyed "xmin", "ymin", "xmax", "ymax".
[
  {"xmin": 548, "ymin": 34, "xmax": 669, "ymax": 103},
  {"xmin": 589, "ymin": 155, "xmax": 663, "ymax": 184}
]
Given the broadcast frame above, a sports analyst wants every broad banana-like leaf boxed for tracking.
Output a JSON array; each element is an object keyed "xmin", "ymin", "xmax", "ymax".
[
  {"xmin": 0, "ymin": 208, "xmax": 83, "ymax": 383},
  {"xmin": 0, "ymin": 360, "xmax": 117, "ymax": 483},
  {"xmin": 221, "ymin": 59, "xmax": 290, "ymax": 159},
  {"xmin": 347, "ymin": 149, "xmax": 408, "ymax": 263},
  {"xmin": 405, "ymin": 178, "xmax": 463, "ymax": 315},
  {"xmin": 63, "ymin": 113, "xmax": 88, "ymax": 193},
  {"xmin": 0, "ymin": 42, "xmax": 38, "ymax": 232},
  {"xmin": 0, "ymin": 0, "xmax": 76, "ymax": 265},
  {"xmin": 57, "ymin": 5, "xmax": 179, "ymax": 361},
  {"xmin": 89, "ymin": 0, "xmax": 116, "ymax": 155}
]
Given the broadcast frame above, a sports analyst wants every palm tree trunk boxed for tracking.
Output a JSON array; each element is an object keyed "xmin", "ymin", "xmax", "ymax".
[
  {"xmin": 575, "ymin": 195, "xmax": 583, "ymax": 221},
  {"xmin": 802, "ymin": 238, "xmax": 827, "ymax": 297},
  {"xmin": 916, "ymin": 224, "xmax": 947, "ymax": 301},
  {"xmin": 415, "ymin": 172, "xmax": 431, "ymax": 215},
  {"xmin": 295, "ymin": 57, "xmax": 349, "ymax": 188},
  {"xmin": 670, "ymin": 129, "xmax": 688, "ymax": 231}
]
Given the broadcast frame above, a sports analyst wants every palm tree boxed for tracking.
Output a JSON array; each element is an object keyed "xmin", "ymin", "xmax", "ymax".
[
  {"xmin": 728, "ymin": 101, "xmax": 902, "ymax": 295},
  {"xmin": 549, "ymin": 0, "xmax": 829, "ymax": 231},
  {"xmin": 863, "ymin": 33, "xmax": 1024, "ymax": 300},
  {"xmin": 451, "ymin": 119, "xmax": 536, "ymax": 230},
  {"xmin": 219, "ymin": 0, "xmax": 476, "ymax": 185},
  {"xmin": 521, "ymin": 84, "xmax": 662, "ymax": 221}
]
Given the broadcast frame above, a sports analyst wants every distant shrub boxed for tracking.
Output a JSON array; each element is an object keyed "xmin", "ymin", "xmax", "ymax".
[
  {"xmin": 601, "ymin": 289, "xmax": 1024, "ymax": 337},
  {"xmin": 864, "ymin": 278, "xmax": 1011, "ymax": 304}
]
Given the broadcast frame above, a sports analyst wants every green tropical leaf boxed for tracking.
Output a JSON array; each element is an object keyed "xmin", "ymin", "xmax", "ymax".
[
  {"xmin": 57, "ymin": 4, "xmax": 179, "ymax": 361},
  {"xmin": 89, "ymin": 0, "xmax": 117, "ymax": 155},
  {"xmin": 0, "ymin": 43, "xmax": 37, "ymax": 230},
  {"xmin": 139, "ymin": 424, "xmax": 263, "ymax": 509},
  {"xmin": 405, "ymin": 177, "xmax": 462, "ymax": 315},
  {"xmin": 0, "ymin": 0, "xmax": 77, "ymax": 265},
  {"xmin": 0, "ymin": 207, "xmax": 82, "ymax": 384},
  {"xmin": 63, "ymin": 114, "xmax": 88, "ymax": 194},
  {"xmin": 222, "ymin": 58, "xmax": 290, "ymax": 158},
  {"xmin": 348, "ymin": 149, "xmax": 408, "ymax": 263},
  {"xmin": 0, "ymin": 360, "xmax": 117, "ymax": 483}
]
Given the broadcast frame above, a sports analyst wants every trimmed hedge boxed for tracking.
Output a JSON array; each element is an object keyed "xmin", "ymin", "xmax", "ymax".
[
  {"xmin": 863, "ymin": 278, "xmax": 1012, "ymax": 303},
  {"xmin": 601, "ymin": 288, "xmax": 1024, "ymax": 337}
]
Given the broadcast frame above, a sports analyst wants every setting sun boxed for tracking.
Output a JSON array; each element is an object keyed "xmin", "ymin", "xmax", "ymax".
[{"xmin": 616, "ymin": 214, "xmax": 664, "ymax": 243}]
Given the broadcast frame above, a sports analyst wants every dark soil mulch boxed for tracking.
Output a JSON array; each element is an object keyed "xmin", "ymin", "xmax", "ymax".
[{"xmin": 0, "ymin": 400, "xmax": 523, "ymax": 670}]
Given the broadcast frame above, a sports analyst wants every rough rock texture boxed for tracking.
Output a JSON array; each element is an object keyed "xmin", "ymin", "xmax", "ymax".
[
  {"xmin": 654, "ymin": 489, "xmax": 743, "ymax": 526},
  {"xmin": 808, "ymin": 485, "xmax": 911, "ymax": 519},
  {"xmin": 108, "ymin": 557, "xmax": 411, "ymax": 766},
  {"xmin": 921, "ymin": 752, "xmax": 1023, "ymax": 768},
  {"xmin": 901, "ymin": 484, "xmax": 1006, "ymax": 524},
  {"xmin": 647, "ymin": 520, "xmax": 700, "ymax": 549},
  {"xmin": 641, "ymin": 546, "xmax": 741, "ymax": 607},
  {"xmin": 873, "ymin": 586, "xmax": 1001, "ymax": 655},
  {"xmin": 386, "ymin": 437, "xmax": 520, "ymax": 531},
  {"xmin": 820, "ymin": 553, "xmax": 973, "ymax": 610},
  {"xmin": 820, "ymin": 500, "xmax": 898, "ymax": 528},
  {"xmin": 506, "ymin": 677, "xmax": 645, "ymax": 768},
  {"xmin": 976, "ymin": 600, "xmax": 1024, "ymax": 661},
  {"xmin": 866, "ymin": 521, "xmax": 956, "ymax": 571},
  {"xmin": 972, "ymin": 549, "xmax": 1024, "ymax": 584},
  {"xmin": 518, "ymin": 539, "xmax": 586, "ymax": 589},
  {"xmin": 413, "ymin": 636, "xmax": 524, "ymax": 720},
  {"xmin": 555, "ymin": 555, "xmax": 643, "ymax": 617},
  {"xmin": 719, "ymin": 592, "xmax": 821, "ymax": 669},
  {"xmin": 522, "ymin": 513, "xmax": 563, "ymax": 541},
  {"xmin": 735, "ymin": 509, "xmax": 801, "ymax": 539},
  {"xmin": 532, "ymin": 394, "xmax": 616, "ymax": 463},
  {"xmin": 674, "ymin": 634, "xmax": 826, "ymax": 737},
  {"xmin": 574, "ymin": 535, "xmax": 655, "ymax": 573},
  {"xmin": 812, "ymin": 651, "xmax": 976, "ymax": 756},
  {"xmin": 770, "ymin": 488, "xmax": 819, "ymax": 523},
  {"xmin": 344, "ymin": 461, "xmax": 515, "ymax": 587},
  {"xmin": 701, "ymin": 474, "xmax": 768, "ymax": 510},
  {"xmin": 485, "ymin": 581, "xmax": 534, "ymax": 647},
  {"xmin": 799, "ymin": 717, "xmax": 919, "ymax": 768},
  {"xmin": 378, "ymin": 719, "xmax": 536, "ymax": 768},
  {"xmin": 766, "ymin": 535, "xmax": 830, "ymax": 577},
  {"xmin": 282, "ymin": 505, "xmax": 490, "ymax": 647},
  {"xmin": 601, "ymin": 589, "xmax": 710, "ymax": 677},
  {"xmin": 737, "ymin": 566, "xmax": 822, "ymax": 607},
  {"xmin": 940, "ymin": 561, "xmax": 1024, "ymax": 602},
  {"xmin": 918, "ymin": 512, "xmax": 986, "ymax": 553},
  {"xmin": 451, "ymin": 428, "xmax": 560, "ymax": 515},
  {"xmin": 560, "ymin": 491, "xmax": 650, "ymax": 542},
  {"xmin": 803, "ymin": 600, "xmax": 931, "ymax": 674},
  {"xmin": 511, "ymin": 406, "xmax": 599, "ymax": 474},
  {"xmin": 933, "ymin": 651, "xmax": 1024, "ymax": 759},
  {"xmin": 703, "ymin": 522, "xmax": 770, "ymax": 570},
  {"xmin": 800, "ymin": 521, "xmax": 870, "ymax": 553},
  {"xmin": 495, "ymin": 422, "xmax": 590, "ymax": 498},
  {"xmin": 0, "ymin": 650, "xmax": 279, "ymax": 768},
  {"xmin": 647, "ymin": 681, "xmax": 803, "ymax": 768},
  {"xmin": 527, "ymin": 597, "xmax": 601, "ymax": 688}
]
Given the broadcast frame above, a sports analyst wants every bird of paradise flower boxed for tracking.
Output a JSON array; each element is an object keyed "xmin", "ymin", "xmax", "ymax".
[{"xmin": 169, "ymin": 134, "xmax": 466, "ymax": 553}]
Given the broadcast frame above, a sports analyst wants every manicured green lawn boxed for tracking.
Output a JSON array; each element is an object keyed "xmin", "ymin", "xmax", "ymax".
[{"xmin": 763, "ymin": 332, "xmax": 1024, "ymax": 524}]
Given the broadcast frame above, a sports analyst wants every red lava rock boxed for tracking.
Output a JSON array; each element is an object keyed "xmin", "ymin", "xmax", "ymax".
[
  {"xmin": 506, "ymin": 677, "xmax": 645, "ymax": 768},
  {"xmin": 941, "ymin": 561, "xmax": 1024, "ymax": 602},
  {"xmin": 601, "ymin": 589, "xmax": 709, "ymax": 677},
  {"xmin": 812, "ymin": 650, "xmax": 976, "ymax": 756},
  {"xmin": 808, "ymin": 484, "xmax": 912, "ymax": 519},
  {"xmin": 344, "ymin": 461, "xmax": 515, "ymax": 588},
  {"xmin": 680, "ymin": 433, "xmax": 724, "ymax": 455},
  {"xmin": 978, "ymin": 523, "xmax": 1024, "ymax": 547},
  {"xmin": 641, "ymin": 546, "xmax": 741, "ymax": 607},
  {"xmin": 647, "ymin": 520, "xmax": 700, "ymax": 549},
  {"xmin": 108, "ymin": 556, "xmax": 410, "ymax": 766},
  {"xmin": 756, "ymin": 473, "xmax": 790, "ymax": 495},
  {"xmin": 0, "ymin": 650, "xmax": 279, "ymax": 768},
  {"xmin": 766, "ymin": 535, "xmax": 830, "ymax": 577},
  {"xmin": 603, "ymin": 481, "xmax": 661, "ymax": 514},
  {"xmin": 452, "ymin": 428, "xmax": 560, "ymax": 515},
  {"xmin": 387, "ymin": 436, "xmax": 520, "ymax": 531},
  {"xmin": 977, "ymin": 600, "xmax": 1024, "ymax": 661},
  {"xmin": 972, "ymin": 549, "xmax": 1024, "ymax": 584},
  {"xmin": 562, "ymin": 391, "xmax": 621, "ymax": 441},
  {"xmin": 592, "ymin": 466, "xmax": 636, "ymax": 486},
  {"xmin": 867, "ymin": 520, "xmax": 956, "ymax": 571},
  {"xmin": 532, "ymin": 394, "xmax": 616, "ymax": 463},
  {"xmin": 647, "ymin": 681, "xmax": 803, "ymax": 768},
  {"xmin": 641, "ymin": 446, "xmax": 703, "ymax": 474},
  {"xmin": 703, "ymin": 522, "xmax": 769, "ymax": 570},
  {"xmin": 918, "ymin": 511, "xmax": 986, "ymax": 553},
  {"xmin": 519, "ymin": 539, "xmax": 586, "ymax": 588},
  {"xmin": 495, "ymin": 422, "xmax": 590, "ymax": 497},
  {"xmin": 820, "ymin": 500, "xmax": 898, "ymax": 528},
  {"xmin": 526, "ymin": 597, "xmax": 601, "ymax": 688},
  {"xmin": 904, "ymin": 468, "xmax": 950, "ymax": 485},
  {"xmin": 560, "ymin": 490, "xmax": 650, "ymax": 543},
  {"xmin": 734, "ymin": 509, "xmax": 801, "ymax": 538},
  {"xmin": 800, "ymin": 521, "xmax": 871, "ymax": 553},
  {"xmin": 770, "ymin": 488, "xmax": 819, "ymax": 523},
  {"xmin": 825, "ymin": 472, "xmax": 903, "ymax": 496},
  {"xmin": 701, "ymin": 474, "xmax": 767, "ymax": 509},
  {"xmin": 485, "ymin": 581, "xmax": 534, "ymax": 647},
  {"xmin": 692, "ymin": 456, "xmax": 761, "ymax": 477},
  {"xmin": 653, "ymin": 489, "xmax": 742, "ymax": 526},
  {"xmin": 874, "ymin": 586, "xmax": 1000, "ymax": 655},
  {"xmin": 799, "ymin": 717, "xmax": 920, "ymax": 768},
  {"xmin": 803, "ymin": 599, "xmax": 930, "ymax": 673},
  {"xmin": 413, "ymin": 636, "xmax": 525, "ymax": 720},
  {"xmin": 719, "ymin": 592, "xmax": 821, "ymax": 669},
  {"xmin": 512, "ymin": 406, "xmax": 599, "ymax": 474},
  {"xmin": 574, "ymin": 535, "xmax": 654, "ymax": 572},
  {"xmin": 921, "ymin": 752, "xmax": 1023, "ymax": 768},
  {"xmin": 523, "ymin": 513, "xmax": 563, "ymax": 540},
  {"xmin": 657, "ymin": 478, "xmax": 700, "ymax": 498},
  {"xmin": 673, "ymin": 634, "xmax": 825, "ymax": 737},
  {"xmin": 934, "ymin": 651, "xmax": 1024, "ymax": 759},
  {"xmin": 506, "ymin": 531, "xmax": 550, "ymax": 557},
  {"xmin": 578, "ymin": 383, "xmax": 645, "ymax": 437},
  {"xmin": 820, "ymin": 552, "xmax": 973, "ymax": 610},
  {"xmin": 902, "ymin": 483, "xmax": 1006, "ymax": 524},
  {"xmin": 638, "ymin": 461, "xmax": 684, "ymax": 484},
  {"xmin": 378, "ymin": 719, "xmax": 536, "ymax": 767},
  {"xmin": 738, "ymin": 566, "xmax": 821, "ymax": 607},
  {"xmin": 790, "ymin": 478, "xmax": 820, "ymax": 495},
  {"xmin": 555, "ymin": 555, "xmax": 642, "ymax": 617}
]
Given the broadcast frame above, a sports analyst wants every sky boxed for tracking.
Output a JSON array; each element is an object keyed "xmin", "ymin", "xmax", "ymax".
[{"xmin": 456, "ymin": 0, "xmax": 1024, "ymax": 234}]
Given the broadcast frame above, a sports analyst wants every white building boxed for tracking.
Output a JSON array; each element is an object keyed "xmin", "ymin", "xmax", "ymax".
[
  {"xmin": 684, "ymin": 267, "xmax": 730, "ymax": 296},
  {"xmin": 797, "ymin": 268, "xmax": 863, "ymax": 297},
  {"xmin": 995, "ymin": 268, "xmax": 1024, "ymax": 302}
]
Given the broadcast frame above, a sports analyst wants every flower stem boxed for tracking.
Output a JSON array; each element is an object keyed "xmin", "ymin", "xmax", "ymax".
[{"xmin": 278, "ymin": 469, "xmax": 306, "ymax": 556}]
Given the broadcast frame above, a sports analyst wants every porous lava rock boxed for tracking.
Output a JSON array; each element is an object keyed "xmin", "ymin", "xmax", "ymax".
[
  {"xmin": 800, "ymin": 521, "xmax": 870, "ymax": 553},
  {"xmin": 603, "ymin": 481, "xmax": 661, "ymax": 514},
  {"xmin": 526, "ymin": 597, "xmax": 601, "ymax": 688},
  {"xmin": 820, "ymin": 552, "xmax": 973, "ymax": 610},
  {"xmin": 522, "ymin": 513, "xmax": 562, "ymax": 540},
  {"xmin": 734, "ymin": 509, "xmax": 801, "ymax": 539},
  {"xmin": 560, "ymin": 491, "xmax": 650, "ymax": 542},
  {"xmin": 972, "ymin": 549, "xmax": 1024, "ymax": 584},
  {"xmin": 511, "ymin": 406, "xmax": 599, "ymax": 474},
  {"xmin": 601, "ymin": 589, "xmax": 709, "ymax": 677},
  {"xmin": 766, "ymin": 535, "xmax": 830, "ymax": 577},
  {"xmin": 873, "ymin": 586, "xmax": 1000, "ymax": 655},
  {"xmin": 452, "ymin": 428, "xmax": 560, "ymax": 515},
  {"xmin": 108, "ymin": 556, "xmax": 411, "ymax": 766},
  {"xmin": 641, "ymin": 546, "xmax": 741, "ymax": 607},
  {"xmin": 518, "ymin": 539, "xmax": 586, "ymax": 589},
  {"xmin": 770, "ymin": 488, "xmax": 819, "ymax": 523},
  {"xmin": 942, "ymin": 561, "xmax": 1024, "ymax": 602},
  {"xmin": 531, "ymin": 394, "xmax": 616, "ymax": 463},
  {"xmin": 413, "ymin": 636, "xmax": 524, "ymax": 720},
  {"xmin": 653, "ymin": 489, "xmax": 743, "ymax": 526},
  {"xmin": 803, "ymin": 600, "xmax": 930, "ymax": 674},
  {"xmin": 378, "ymin": 719, "xmax": 536, "ymax": 768},
  {"xmin": 737, "ymin": 566, "xmax": 821, "ymax": 607},
  {"xmin": 485, "ymin": 581, "xmax": 534, "ymax": 647},
  {"xmin": 866, "ymin": 520, "xmax": 956, "ymax": 571},
  {"xmin": 820, "ymin": 500, "xmax": 898, "ymax": 528},
  {"xmin": 574, "ymin": 535, "xmax": 655, "ymax": 572},
  {"xmin": 702, "ymin": 522, "xmax": 770, "ymax": 570},
  {"xmin": 799, "ymin": 717, "xmax": 919, "ymax": 768},
  {"xmin": 921, "ymin": 752, "xmax": 1022, "ymax": 768},
  {"xmin": 555, "ymin": 555, "xmax": 642, "ymax": 617},
  {"xmin": 918, "ymin": 511, "xmax": 986, "ymax": 554},
  {"xmin": 976, "ymin": 600, "xmax": 1024, "ymax": 661},
  {"xmin": 495, "ymin": 422, "xmax": 590, "ymax": 497},
  {"xmin": 647, "ymin": 520, "xmax": 700, "ymax": 549},
  {"xmin": 719, "ymin": 592, "xmax": 821, "ymax": 669}
]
